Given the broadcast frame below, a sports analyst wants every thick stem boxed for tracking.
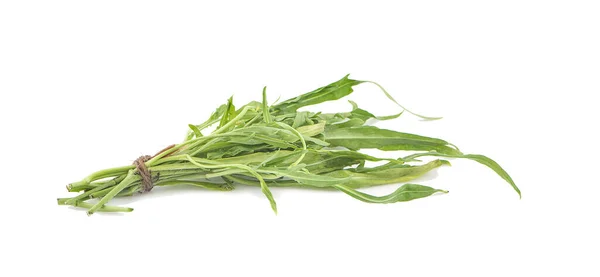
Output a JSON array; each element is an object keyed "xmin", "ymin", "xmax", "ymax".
[
  {"xmin": 57, "ymin": 199, "xmax": 133, "ymax": 212},
  {"xmin": 87, "ymin": 170, "xmax": 139, "ymax": 215},
  {"xmin": 68, "ymin": 165, "xmax": 133, "ymax": 191},
  {"xmin": 64, "ymin": 175, "xmax": 126, "ymax": 205}
]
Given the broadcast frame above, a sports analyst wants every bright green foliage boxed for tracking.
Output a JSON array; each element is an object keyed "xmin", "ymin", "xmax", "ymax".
[{"xmin": 59, "ymin": 75, "xmax": 519, "ymax": 215}]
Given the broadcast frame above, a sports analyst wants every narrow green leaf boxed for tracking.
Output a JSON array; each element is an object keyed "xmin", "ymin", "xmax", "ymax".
[
  {"xmin": 323, "ymin": 125, "xmax": 461, "ymax": 154},
  {"xmin": 231, "ymin": 125, "xmax": 299, "ymax": 141},
  {"xmin": 185, "ymin": 103, "xmax": 228, "ymax": 140},
  {"xmin": 324, "ymin": 159, "xmax": 449, "ymax": 188},
  {"xmin": 362, "ymin": 81, "xmax": 442, "ymax": 120},
  {"xmin": 224, "ymin": 175, "xmax": 301, "ymax": 188},
  {"xmin": 334, "ymin": 183, "xmax": 448, "ymax": 203},
  {"xmin": 273, "ymin": 74, "xmax": 364, "ymax": 112},
  {"xmin": 188, "ymin": 124, "xmax": 204, "ymax": 137},
  {"xmin": 304, "ymin": 150, "xmax": 402, "ymax": 174},
  {"xmin": 228, "ymin": 133, "xmax": 298, "ymax": 149},
  {"xmin": 218, "ymin": 96, "xmax": 236, "ymax": 129},
  {"xmin": 347, "ymin": 100, "xmax": 403, "ymax": 121},
  {"xmin": 291, "ymin": 111, "xmax": 311, "ymax": 128},
  {"xmin": 257, "ymin": 168, "xmax": 349, "ymax": 187},
  {"xmin": 351, "ymin": 160, "xmax": 412, "ymax": 173},
  {"xmin": 296, "ymin": 121, "xmax": 326, "ymax": 137},
  {"xmin": 205, "ymin": 144, "xmax": 274, "ymax": 159},
  {"xmin": 257, "ymin": 149, "xmax": 401, "ymax": 175},
  {"xmin": 403, "ymin": 152, "xmax": 521, "ymax": 198},
  {"xmin": 183, "ymin": 155, "xmax": 278, "ymax": 214},
  {"xmin": 303, "ymin": 136, "xmax": 330, "ymax": 147},
  {"xmin": 158, "ymin": 180, "xmax": 234, "ymax": 191},
  {"xmin": 328, "ymin": 118, "xmax": 365, "ymax": 129},
  {"xmin": 317, "ymin": 112, "xmax": 351, "ymax": 124},
  {"xmin": 262, "ymin": 86, "xmax": 273, "ymax": 123},
  {"xmin": 215, "ymin": 151, "xmax": 296, "ymax": 167},
  {"xmin": 273, "ymin": 122, "xmax": 308, "ymax": 167}
]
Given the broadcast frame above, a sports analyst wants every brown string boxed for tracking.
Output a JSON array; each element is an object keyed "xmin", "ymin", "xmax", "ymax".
[
  {"xmin": 133, "ymin": 155, "xmax": 153, "ymax": 192},
  {"xmin": 132, "ymin": 144, "xmax": 176, "ymax": 193}
]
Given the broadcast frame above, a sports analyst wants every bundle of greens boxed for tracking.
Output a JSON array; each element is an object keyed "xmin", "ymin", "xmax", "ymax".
[{"xmin": 58, "ymin": 75, "xmax": 520, "ymax": 215}]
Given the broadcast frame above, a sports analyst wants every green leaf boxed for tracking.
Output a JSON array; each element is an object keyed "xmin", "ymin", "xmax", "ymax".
[
  {"xmin": 323, "ymin": 159, "xmax": 449, "ymax": 188},
  {"xmin": 317, "ymin": 112, "xmax": 352, "ymax": 124},
  {"xmin": 273, "ymin": 74, "xmax": 364, "ymax": 113},
  {"xmin": 350, "ymin": 160, "xmax": 412, "ymax": 173},
  {"xmin": 181, "ymin": 155, "xmax": 278, "ymax": 214},
  {"xmin": 218, "ymin": 96, "xmax": 236, "ymax": 129},
  {"xmin": 157, "ymin": 180, "xmax": 234, "ymax": 191},
  {"xmin": 403, "ymin": 152, "xmax": 521, "ymax": 198},
  {"xmin": 328, "ymin": 118, "xmax": 365, "ymax": 129},
  {"xmin": 291, "ymin": 111, "xmax": 311, "ymax": 128},
  {"xmin": 228, "ymin": 133, "xmax": 298, "ymax": 149},
  {"xmin": 232, "ymin": 125, "xmax": 299, "ymax": 141},
  {"xmin": 262, "ymin": 86, "xmax": 273, "ymax": 123},
  {"xmin": 334, "ymin": 183, "xmax": 448, "ymax": 203},
  {"xmin": 257, "ymin": 167, "xmax": 349, "ymax": 187},
  {"xmin": 303, "ymin": 136, "xmax": 330, "ymax": 147},
  {"xmin": 188, "ymin": 124, "xmax": 204, "ymax": 137},
  {"xmin": 223, "ymin": 175, "xmax": 301, "ymax": 188},
  {"xmin": 296, "ymin": 121, "xmax": 326, "ymax": 137},
  {"xmin": 304, "ymin": 150, "xmax": 403, "ymax": 174},
  {"xmin": 323, "ymin": 125, "xmax": 462, "ymax": 154},
  {"xmin": 185, "ymin": 103, "xmax": 228, "ymax": 140},
  {"xmin": 205, "ymin": 144, "xmax": 274, "ymax": 159},
  {"xmin": 257, "ymin": 149, "xmax": 401, "ymax": 175},
  {"xmin": 362, "ymin": 81, "xmax": 442, "ymax": 120},
  {"xmin": 347, "ymin": 100, "xmax": 403, "ymax": 121},
  {"xmin": 215, "ymin": 151, "xmax": 297, "ymax": 167}
]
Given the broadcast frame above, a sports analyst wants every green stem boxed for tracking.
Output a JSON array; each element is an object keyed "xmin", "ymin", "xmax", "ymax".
[
  {"xmin": 68, "ymin": 165, "xmax": 133, "ymax": 191},
  {"xmin": 224, "ymin": 175, "xmax": 300, "ymax": 188},
  {"xmin": 64, "ymin": 175, "xmax": 126, "ymax": 205},
  {"xmin": 87, "ymin": 171, "xmax": 138, "ymax": 215},
  {"xmin": 364, "ymin": 81, "xmax": 442, "ymax": 120},
  {"xmin": 90, "ymin": 180, "xmax": 139, "ymax": 198},
  {"xmin": 157, "ymin": 180, "xmax": 233, "ymax": 191},
  {"xmin": 212, "ymin": 106, "xmax": 254, "ymax": 135},
  {"xmin": 189, "ymin": 137, "xmax": 223, "ymax": 157},
  {"xmin": 184, "ymin": 154, "xmax": 277, "ymax": 214},
  {"xmin": 57, "ymin": 199, "xmax": 133, "ymax": 213},
  {"xmin": 274, "ymin": 122, "xmax": 307, "ymax": 167}
]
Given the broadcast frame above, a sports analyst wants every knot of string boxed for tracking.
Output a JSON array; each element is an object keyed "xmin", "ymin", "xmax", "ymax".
[
  {"xmin": 132, "ymin": 144, "xmax": 176, "ymax": 193},
  {"xmin": 133, "ymin": 155, "xmax": 153, "ymax": 192}
]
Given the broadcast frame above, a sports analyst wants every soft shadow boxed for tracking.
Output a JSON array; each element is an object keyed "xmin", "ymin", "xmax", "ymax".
[
  {"xmin": 108, "ymin": 184, "xmax": 233, "ymax": 206},
  {"xmin": 67, "ymin": 206, "xmax": 126, "ymax": 217}
]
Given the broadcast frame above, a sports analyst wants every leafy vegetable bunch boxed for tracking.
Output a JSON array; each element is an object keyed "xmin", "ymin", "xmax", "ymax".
[{"xmin": 58, "ymin": 75, "xmax": 519, "ymax": 215}]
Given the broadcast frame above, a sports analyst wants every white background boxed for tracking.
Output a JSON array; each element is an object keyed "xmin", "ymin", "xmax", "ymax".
[{"xmin": 1, "ymin": 1, "xmax": 599, "ymax": 276}]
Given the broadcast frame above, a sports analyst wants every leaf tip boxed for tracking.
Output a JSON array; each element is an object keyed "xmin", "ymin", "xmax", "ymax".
[
  {"xmin": 440, "ymin": 160, "xmax": 452, "ymax": 166},
  {"xmin": 418, "ymin": 116, "xmax": 443, "ymax": 121}
]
